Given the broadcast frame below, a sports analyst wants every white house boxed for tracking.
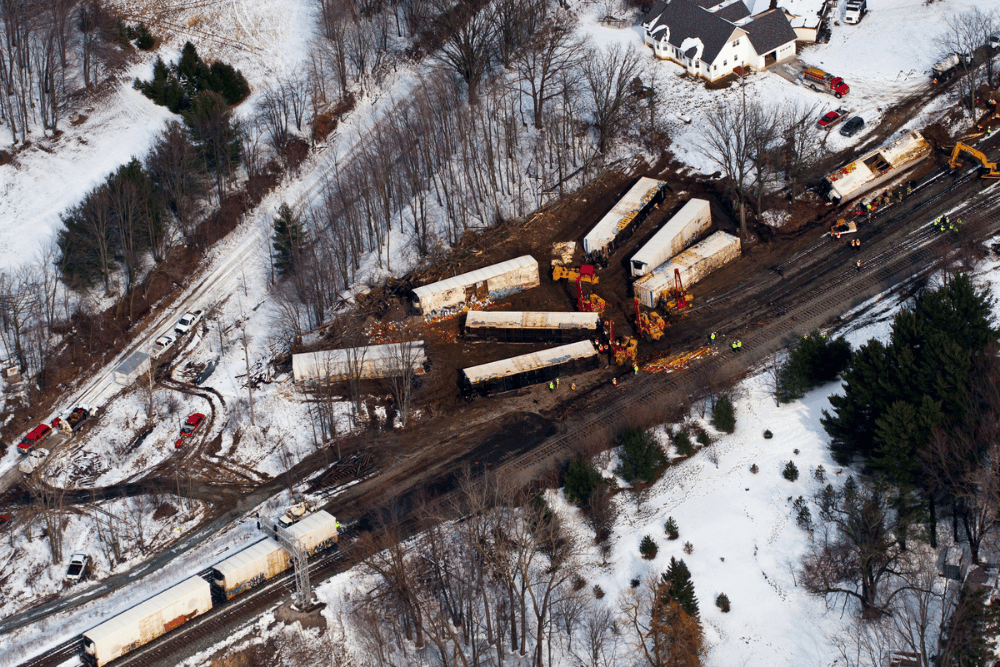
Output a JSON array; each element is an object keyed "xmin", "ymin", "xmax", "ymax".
[{"xmin": 642, "ymin": 0, "xmax": 798, "ymax": 82}]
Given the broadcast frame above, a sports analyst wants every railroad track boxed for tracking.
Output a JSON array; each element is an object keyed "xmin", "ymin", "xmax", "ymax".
[{"xmin": 503, "ymin": 186, "xmax": 1000, "ymax": 478}]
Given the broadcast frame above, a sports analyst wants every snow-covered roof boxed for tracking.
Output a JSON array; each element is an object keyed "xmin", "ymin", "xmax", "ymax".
[
  {"xmin": 412, "ymin": 256, "xmax": 537, "ymax": 302},
  {"xmin": 583, "ymin": 177, "xmax": 667, "ymax": 254},
  {"xmin": 826, "ymin": 131, "xmax": 931, "ymax": 200},
  {"xmin": 465, "ymin": 310, "xmax": 601, "ymax": 331},
  {"xmin": 462, "ymin": 341, "xmax": 598, "ymax": 385},
  {"xmin": 644, "ymin": 1, "xmax": 743, "ymax": 65}
]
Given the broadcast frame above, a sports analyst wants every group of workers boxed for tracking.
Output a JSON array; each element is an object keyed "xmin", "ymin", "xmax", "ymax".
[
  {"xmin": 709, "ymin": 331, "xmax": 744, "ymax": 352},
  {"xmin": 549, "ymin": 378, "xmax": 578, "ymax": 392},
  {"xmin": 933, "ymin": 216, "xmax": 958, "ymax": 233}
]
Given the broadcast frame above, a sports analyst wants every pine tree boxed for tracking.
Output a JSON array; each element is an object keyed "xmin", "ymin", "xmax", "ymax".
[
  {"xmin": 915, "ymin": 273, "xmax": 997, "ymax": 356},
  {"xmin": 272, "ymin": 203, "xmax": 304, "ymax": 276},
  {"xmin": 711, "ymin": 395, "xmax": 736, "ymax": 434},
  {"xmin": 615, "ymin": 427, "xmax": 666, "ymax": 485},
  {"xmin": 937, "ymin": 585, "xmax": 1000, "ymax": 667},
  {"xmin": 660, "ymin": 556, "xmax": 699, "ymax": 618},
  {"xmin": 563, "ymin": 457, "xmax": 605, "ymax": 507},
  {"xmin": 822, "ymin": 338, "xmax": 895, "ymax": 464},
  {"xmin": 870, "ymin": 397, "xmax": 942, "ymax": 486}
]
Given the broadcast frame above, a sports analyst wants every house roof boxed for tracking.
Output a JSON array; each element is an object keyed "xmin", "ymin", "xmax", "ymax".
[
  {"xmin": 714, "ymin": 0, "xmax": 750, "ymax": 22},
  {"xmin": 645, "ymin": 0, "xmax": 743, "ymax": 65},
  {"xmin": 740, "ymin": 8, "xmax": 797, "ymax": 54}
]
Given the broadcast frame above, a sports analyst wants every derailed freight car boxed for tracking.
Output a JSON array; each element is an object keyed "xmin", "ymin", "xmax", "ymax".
[
  {"xmin": 582, "ymin": 178, "xmax": 668, "ymax": 257},
  {"xmin": 821, "ymin": 130, "xmax": 931, "ymax": 205},
  {"xmin": 629, "ymin": 199, "xmax": 712, "ymax": 277},
  {"xmin": 81, "ymin": 576, "xmax": 212, "ymax": 666},
  {"xmin": 292, "ymin": 342, "xmax": 427, "ymax": 385},
  {"xmin": 634, "ymin": 232, "xmax": 742, "ymax": 308},
  {"xmin": 412, "ymin": 255, "xmax": 540, "ymax": 316},
  {"xmin": 464, "ymin": 310, "xmax": 601, "ymax": 343},
  {"xmin": 211, "ymin": 510, "xmax": 340, "ymax": 600},
  {"xmin": 461, "ymin": 340, "xmax": 600, "ymax": 397}
]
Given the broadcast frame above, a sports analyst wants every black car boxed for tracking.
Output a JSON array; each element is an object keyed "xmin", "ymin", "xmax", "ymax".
[{"xmin": 840, "ymin": 116, "xmax": 865, "ymax": 137}]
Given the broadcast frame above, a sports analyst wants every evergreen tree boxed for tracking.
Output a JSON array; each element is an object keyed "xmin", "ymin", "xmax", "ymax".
[
  {"xmin": 615, "ymin": 427, "xmax": 666, "ymax": 485},
  {"xmin": 869, "ymin": 397, "xmax": 942, "ymax": 486},
  {"xmin": 777, "ymin": 333, "xmax": 853, "ymax": 402},
  {"xmin": 711, "ymin": 395, "xmax": 736, "ymax": 434},
  {"xmin": 915, "ymin": 273, "xmax": 997, "ymax": 355},
  {"xmin": 272, "ymin": 203, "xmax": 304, "ymax": 276},
  {"xmin": 822, "ymin": 339, "xmax": 895, "ymax": 464},
  {"xmin": 660, "ymin": 557, "xmax": 699, "ymax": 618},
  {"xmin": 937, "ymin": 586, "xmax": 1000, "ymax": 667}
]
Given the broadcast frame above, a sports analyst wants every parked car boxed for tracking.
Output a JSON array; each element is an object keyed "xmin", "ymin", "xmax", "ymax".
[
  {"xmin": 0, "ymin": 514, "xmax": 11, "ymax": 530},
  {"xmin": 174, "ymin": 310, "xmax": 203, "ymax": 336},
  {"xmin": 840, "ymin": 116, "xmax": 865, "ymax": 137},
  {"xmin": 18, "ymin": 423, "xmax": 52, "ymax": 453},
  {"xmin": 65, "ymin": 553, "xmax": 90, "ymax": 582},
  {"xmin": 989, "ymin": 35, "xmax": 999, "ymax": 50},
  {"xmin": 817, "ymin": 108, "xmax": 848, "ymax": 129},
  {"xmin": 180, "ymin": 413, "xmax": 206, "ymax": 437}
]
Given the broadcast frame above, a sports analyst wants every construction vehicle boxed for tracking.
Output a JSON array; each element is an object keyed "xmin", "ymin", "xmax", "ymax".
[
  {"xmin": 552, "ymin": 264, "xmax": 599, "ymax": 284},
  {"xmin": 830, "ymin": 219, "xmax": 858, "ymax": 237},
  {"xmin": 634, "ymin": 299, "xmax": 665, "ymax": 341},
  {"xmin": 606, "ymin": 319, "xmax": 638, "ymax": 366},
  {"xmin": 576, "ymin": 274, "xmax": 606, "ymax": 315},
  {"xmin": 932, "ymin": 53, "xmax": 973, "ymax": 84},
  {"xmin": 948, "ymin": 142, "xmax": 1000, "ymax": 179},
  {"xmin": 659, "ymin": 269, "xmax": 693, "ymax": 312}
]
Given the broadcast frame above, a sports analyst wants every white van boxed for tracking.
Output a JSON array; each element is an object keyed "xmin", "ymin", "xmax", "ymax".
[{"xmin": 844, "ymin": 0, "xmax": 866, "ymax": 24}]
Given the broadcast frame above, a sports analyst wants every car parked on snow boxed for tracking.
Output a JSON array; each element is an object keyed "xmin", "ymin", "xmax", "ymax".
[
  {"xmin": 174, "ymin": 310, "xmax": 203, "ymax": 336},
  {"xmin": 840, "ymin": 116, "xmax": 865, "ymax": 137},
  {"xmin": 65, "ymin": 553, "xmax": 90, "ymax": 582},
  {"xmin": 989, "ymin": 35, "xmax": 999, "ymax": 50},
  {"xmin": 18, "ymin": 423, "xmax": 52, "ymax": 453},
  {"xmin": 0, "ymin": 514, "xmax": 11, "ymax": 530},
  {"xmin": 176, "ymin": 413, "xmax": 206, "ymax": 449},
  {"xmin": 152, "ymin": 334, "xmax": 175, "ymax": 359},
  {"xmin": 817, "ymin": 108, "xmax": 848, "ymax": 129}
]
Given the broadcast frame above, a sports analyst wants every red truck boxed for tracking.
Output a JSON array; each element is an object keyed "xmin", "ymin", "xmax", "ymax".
[
  {"xmin": 800, "ymin": 67, "xmax": 850, "ymax": 98},
  {"xmin": 18, "ymin": 423, "xmax": 52, "ymax": 453}
]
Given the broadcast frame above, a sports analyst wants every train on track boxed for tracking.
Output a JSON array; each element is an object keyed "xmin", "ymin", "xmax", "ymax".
[{"xmin": 80, "ymin": 509, "xmax": 339, "ymax": 667}]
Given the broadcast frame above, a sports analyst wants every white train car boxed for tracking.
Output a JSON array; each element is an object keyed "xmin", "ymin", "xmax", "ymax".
[
  {"xmin": 629, "ymin": 199, "xmax": 712, "ymax": 277},
  {"xmin": 822, "ymin": 130, "xmax": 931, "ymax": 205},
  {"xmin": 81, "ymin": 576, "xmax": 212, "ymax": 667},
  {"xmin": 461, "ymin": 340, "xmax": 600, "ymax": 397},
  {"xmin": 283, "ymin": 509, "xmax": 340, "ymax": 556},
  {"xmin": 464, "ymin": 311, "xmax": 601, "ymax": 343},
  {"xmin": 412, "ymin": 255, "xmax": 540, "ymax": 316},
  {"xmin": 634, "ymin": 232, "xmax": 742, "ymax": 308},
  {"xmin": 210, "ymin": 538, "xmax": 290, "ymax": 600},
  {"xmin": 292, "ymin": 341, "xmax": 427, "ymax": 385},
  {"xmin": 582, "ymin": 178, "xmax": 668, "ymax": 256}
]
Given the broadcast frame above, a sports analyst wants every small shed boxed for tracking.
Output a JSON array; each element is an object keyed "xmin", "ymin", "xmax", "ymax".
[
  {"xmin": 113, "ymin": 351, "xmax": 150, "ymax": 386},
  {"xmin": 292, "ymin": 341, "xmax": 427, "ymax": 385},
  {"xmin": 412, "ymin": 256, "xmax": 540, "ymax": 316}
]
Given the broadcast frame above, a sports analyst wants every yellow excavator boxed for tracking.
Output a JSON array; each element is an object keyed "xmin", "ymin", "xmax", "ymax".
[
  {"xmin": 552, "ymin": 264, "xmax": 599, "ymax": 284},
  {"xmin": 634, "ymin": 298, "xmax": 665, "ymax": 341},
  {"xmin": 948, "ymin": 142, "xmax": 1000, "ymax": 179}
]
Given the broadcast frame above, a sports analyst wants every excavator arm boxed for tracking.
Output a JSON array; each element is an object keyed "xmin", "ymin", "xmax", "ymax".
[{"xmin": 949, "ymin": 142, "xmax": 1000, "ymax": 177}]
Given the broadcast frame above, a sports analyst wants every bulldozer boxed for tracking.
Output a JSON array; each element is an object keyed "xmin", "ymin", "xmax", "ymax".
[
  {"xmin": 948, "ymin": 142, "xmax": 1000, "ymax": 179},
  {"xmin": 552, "ymin": 264, "xmax": 599, "ymax": 284},
  {"xmin": 660, "ymin": 268, "xmax": 694, "ymax": 312},
  {"xmin": 606, "ymin": 319, "xmax": 638, "ymax": 365},
  {"xmin": 634, "ymin": 298, "xmax": 665, "ymax": 341}
]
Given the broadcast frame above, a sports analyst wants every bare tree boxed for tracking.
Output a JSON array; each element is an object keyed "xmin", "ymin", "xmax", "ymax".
[
  {"xmin": 493, "ymin": 0, "xmax": 546, "ymax": 69},
  {"xmin": 780, "ymin": 99, "xmax": 821, "ymax": 199},
  {"xmin": 514, "ymin": 12, "xmax": 580, "ymax": 130},
  {"xmin": 700, "ymin": 97, "xmax": 754, "ymax": 237},
  {"xmin": 384, "ymin": 335, "xmax": 421, "ymax": 427},
  {"xmin": 747, "ymin": 101, "xmax": 778, "ymax": 220},
  {"xmin": 580, "ymin": 43, "xmax": 643, "ymax": 154},
  {"xmin": 938, "ymin": 9, "xmax": 988, "ymax": 118},
  {"xmin": 433, "ymin": 0, "xmax": 496, "ymax": 104},
  {"xmin": 802, "ymin": 476, "xmax": 919, "ymax": 619}
]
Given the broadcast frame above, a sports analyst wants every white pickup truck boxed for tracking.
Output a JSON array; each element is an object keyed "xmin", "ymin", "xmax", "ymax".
[{"xmin": 174, "ymin": 310, "xmax": 203, "ymax": 336}]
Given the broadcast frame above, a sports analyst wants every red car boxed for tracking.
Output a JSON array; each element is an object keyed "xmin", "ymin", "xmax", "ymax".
[
  {"xmin": 817, "ymin": 108, "xmax": 848, "ymax": 129},
  {"xmin": 180, "ymin": 413, "xmax": 206, "ymax": 437},
  {"xmin": 18, "ymin": 424, "xmax": 52, "ymax": 453},
  {"xmin": 0, "ymin": 514, "xmax": 11, "ymax": 529}
]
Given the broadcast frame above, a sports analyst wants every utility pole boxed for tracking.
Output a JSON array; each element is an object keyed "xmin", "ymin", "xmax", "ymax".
[
  {"xmin": 261, "ymin": 518, "xmax": 313, "ymax": 609},
  {"xmin": 242, "ymin": 326, "xmax": 255, "ymax": 426}
]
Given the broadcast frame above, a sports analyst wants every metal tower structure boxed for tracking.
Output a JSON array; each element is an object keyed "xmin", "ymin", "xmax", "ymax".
[{"xmin": 261, "ymin": 519, "xmax": 313, "ymax": 609}]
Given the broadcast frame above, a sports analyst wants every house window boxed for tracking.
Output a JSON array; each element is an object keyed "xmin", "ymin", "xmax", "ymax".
[
  {"xmin": 723, "ymin": 60, "xmax": 727, "ymax": 66},
  {"xmin": 733, "ymin": 39, "xmax": 740, "ymax": 47}
]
